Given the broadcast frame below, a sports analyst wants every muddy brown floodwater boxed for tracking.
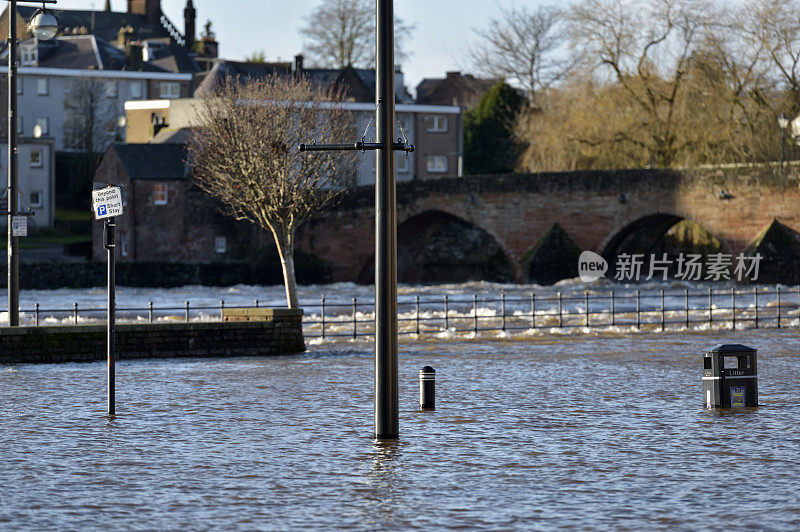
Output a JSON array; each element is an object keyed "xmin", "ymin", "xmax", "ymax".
[{"xmin": 2, "ymin": 328, "xmax": 799, "ymax": 529}]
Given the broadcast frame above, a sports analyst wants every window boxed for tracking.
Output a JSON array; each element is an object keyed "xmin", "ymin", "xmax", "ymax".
[
  {"xmin": 16, "ymin": 76, "xmax": 23, "ymax": 95},
  {"xmin": 105, "ymin": 80, "xmax": 117, "ymax": 98},
  {"xmin": 426, "ymin": 155, "xmax": 448, "ymax": 173},
  {"xmin": 35, "ymin": 117, "xmax": 49, "ymax": 136},
  {"xmin": 396, "ymin": 154, "xmax": 409, "ymax": 173},
  {"xmin": 63, "ymin": 112, "xmax": 86, "ymax": 151},
  {"xmin": 37, "ymin": 77, "xmax": 48, "ymax": 96},
  {"xmin": 159, "ymin": 82, "xmax": 180, "ymax": 99},
  {"xmin": 215, "ymin": 236, "xmax": 227, "ymax": 254},
  {"xmin": 130, "ymin": 80, "xmax": 143, "ymax": 99},
  {"xmin": 21, "ymin": 44, "xmax": 37, "ymax": 66},
  {"xmin": 426, "ymin": 115, "xmax": 448, "ymax": 133},
  {"xmin": 17, "ymin": 115, "xmax": 23, "ymax": 135},
  {"xmin": 30, "ymin": 190, "xmax": 42, "ymax": 208},
  {"xmin": 153, "ymin": 183, "xmax": 168, "ymax": 205},
  {"xmin": 30, "ymin": 149, "xmax": 42, "ymax": 167},
  {"xmin": 120, "ymin": 233, "xmax": 128, "ymax": 257}
]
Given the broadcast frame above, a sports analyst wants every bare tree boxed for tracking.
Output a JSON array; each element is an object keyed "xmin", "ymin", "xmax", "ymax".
[
  {"xmin": 567, "ymin": 0, "xmax": 709, "ymax": 166},
  {"xmin": 470, "ymin": 4, "xmax": 569, "ymax": 105},
  {"xmin": 299, "ymin": 0, "xmax": 415, "ymax": 69},
  {"xmin": 63, "ymin": 78, "xmax": 116, "ymax": 167},
  {"xmin": 738, "ymin": 0, "xmax": 800, "ymax": 113},
  {"xmin": 187, "ymin": 75, "xmax": 356, "ymax": 308}
]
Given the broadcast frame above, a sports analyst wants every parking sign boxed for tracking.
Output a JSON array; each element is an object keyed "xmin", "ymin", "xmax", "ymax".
[{"xmin": 92, "ymin": 186, "xmax": 124, "ymax": 220}]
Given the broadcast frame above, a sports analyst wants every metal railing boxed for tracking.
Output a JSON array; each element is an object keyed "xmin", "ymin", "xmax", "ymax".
[
  {"xmin": 3, "ymin": 287, "xmax": 799, "ymax": 338},
  {"xmin": 306, "ymin": 287, "xmax": 800, "ymax": 339}
]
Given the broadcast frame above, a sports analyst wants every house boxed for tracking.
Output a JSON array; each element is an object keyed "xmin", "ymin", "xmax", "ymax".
[
  {"xmin": 0, "ymin": 38, "xmax": 193, "ymax": 153},
  {"xmin": 123, "ymin": 97, "xmax": 462, "ymax": 183},
  {"xmin": 90, "ymin": 142, "xmax": 264, "ymax": 263},
  {"xmin": 0, "ymin": 137, "xmax": 55, "ymax": 229},
  {"xmin": 91, "ymin": 89, "xmax": 463, "ymax": 262},
  {"xmin": 415, "ymin": 71, "xmax": 496, "ymax": 109},
  {"xmin": 0, "ymin": 0, "xmax": 209, "ymax": 154}
]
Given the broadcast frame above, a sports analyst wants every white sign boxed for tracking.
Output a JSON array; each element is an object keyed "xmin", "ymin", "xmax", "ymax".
[
  {"xmin": 92, "ymin": 186, "xmax": 124, "ymax": 220},
  {"xmin": 12, "ymin": 216, "xmax": 27, "ymax": 237}
]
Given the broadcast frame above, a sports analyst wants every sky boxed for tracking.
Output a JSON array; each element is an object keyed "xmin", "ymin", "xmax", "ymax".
[{"xmin": 48, "ymin": 0, "xmax": 551, "ymax": 96}]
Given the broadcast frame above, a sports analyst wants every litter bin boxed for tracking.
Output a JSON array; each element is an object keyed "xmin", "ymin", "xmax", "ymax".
[{"xmin": 702, "ymin": 344, "xmax": 758, "ymax": 408}]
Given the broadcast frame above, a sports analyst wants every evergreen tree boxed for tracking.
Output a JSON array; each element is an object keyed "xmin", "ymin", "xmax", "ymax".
[{"xmin": 463, "ymin": 81, "xmax": 524, "ymax": 175}]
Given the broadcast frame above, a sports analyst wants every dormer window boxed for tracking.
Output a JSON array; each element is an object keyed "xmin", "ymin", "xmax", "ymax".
[{"xmin": 21, "ymin": 44, "xmax": 37, "ymax": 66}]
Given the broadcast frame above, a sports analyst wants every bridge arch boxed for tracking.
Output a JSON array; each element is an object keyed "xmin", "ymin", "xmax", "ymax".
[
  {"xmin": 356, "ymin": 209, "xmax": 514, "ymax": 284},
  {"xmin": 601, "ymin": 213, "xmax": 729, "ymax": 276}
]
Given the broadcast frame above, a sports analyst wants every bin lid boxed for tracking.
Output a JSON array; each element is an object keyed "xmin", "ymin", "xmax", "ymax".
[{"xmin": 704, "ymin": 343, "xmax": 757, "ymax": 354}]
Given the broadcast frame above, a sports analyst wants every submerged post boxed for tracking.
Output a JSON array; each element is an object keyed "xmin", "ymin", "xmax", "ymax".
[
  {"xmin": 91, "ymin": 184, "xmax": 123, "ymax": 417},
  {"xmin": 299, "ymin": 0, "xmax": 412, "ymax": 440},
  {"xmin": 419, "ymin": 366, "xmax": 435, "ymax": 410},
  {"xmin": 106, "ymin": 217, "xmax": 116, "ymax": 416},
  {"xmin": 374, "ymin": 0, "xmax": 398, "ymax": 440},
  {"xmin": 7, "ymin": 0, "xmax": 19, "ymax": 327}
]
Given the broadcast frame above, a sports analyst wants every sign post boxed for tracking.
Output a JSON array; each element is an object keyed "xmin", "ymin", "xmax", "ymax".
[{"xmin": 92, "ymin": 185, "xmax": 123, "ymax": 416}]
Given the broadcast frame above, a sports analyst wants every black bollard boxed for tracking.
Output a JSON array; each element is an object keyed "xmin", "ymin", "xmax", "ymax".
[{"xmin": 419, "ymin": 366, "xmax": 435, "ymax": 410}]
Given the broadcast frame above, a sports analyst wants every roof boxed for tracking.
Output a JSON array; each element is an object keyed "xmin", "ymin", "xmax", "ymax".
[
  {"xmin": 704, "ymin": 344, "xmax": 757, "ymax": 354},
  {"xmin": 194, "ymin": 60, "xmax": 412, "ymax": 103},
  {"xmin": 113, "ymin": 143, "xmax": 187, "ymax": 180},
  {"xmin": 2, "ymin": 35, "xmax": 173, "ymax": 72},
  {"xmin": 8, "ymin": 6, "xmax": 199, "ymax": 73},
  {"xmin": 415, "ymin": 72, "xmax": 497, "ymax": 106},
  {"xmin": 194, "ymin": 60, "xmax": 291, "ymax": 96},
  {"xmin": 16, "ymin": 6, "xmax": 169, "ymax": 44},
  {"xmin": 150, "ymin": 127, "xmax": 194, "ymax": 144}
]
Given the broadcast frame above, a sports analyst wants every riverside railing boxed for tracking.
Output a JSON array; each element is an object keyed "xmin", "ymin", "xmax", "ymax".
[{"xmin": 4, "ymin": 287, "xmax": 799, "ymax": 338}]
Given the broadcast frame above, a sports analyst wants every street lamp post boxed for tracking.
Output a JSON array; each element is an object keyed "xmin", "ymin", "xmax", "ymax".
[
  {"xmin": 5, "ymin": 0, "xmax": 58, "ymax": 326},
  {"xmin": 778, "ymin": 112, "xmax": 789, "ymax": 177}
]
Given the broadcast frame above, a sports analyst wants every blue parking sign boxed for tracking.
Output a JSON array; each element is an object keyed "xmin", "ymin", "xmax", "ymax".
[{"xmin": 97, "ymin": 205, "xmax": 108, "ymax": 217}]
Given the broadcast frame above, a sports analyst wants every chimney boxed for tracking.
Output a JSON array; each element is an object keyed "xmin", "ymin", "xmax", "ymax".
[
  {"xmin": 128, "ymin": 44, "xmax": 143, "ymax": 70},
  {"xmin": 184, "ymin": 0, "xmax": 196, "ymax": 48},
  {"xmin": 293, "ymin": 54, "xmax": 304, "ymax": 77},
  {"xmin": 128, "ymin": 0, "xmax": 161, "ymax": 25}
]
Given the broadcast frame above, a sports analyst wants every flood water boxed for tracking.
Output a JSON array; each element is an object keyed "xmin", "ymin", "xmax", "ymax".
[{"xmin": 2, "ymin": 328, "xmax": 799, "ymax": 529}]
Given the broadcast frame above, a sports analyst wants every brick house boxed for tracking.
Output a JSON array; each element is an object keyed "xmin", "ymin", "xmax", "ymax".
[{"xmin": 91, "ymin": 143, "xmax": 266, "ymax": 263}]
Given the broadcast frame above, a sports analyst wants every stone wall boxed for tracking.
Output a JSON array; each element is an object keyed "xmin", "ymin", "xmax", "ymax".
[
  {"xmin": 0, "ymin": 258, "xmax": 333, "ymax": 289},
  {"xmin": 0, "ymin": 309, "xmax": 304, "ymax": 364}
]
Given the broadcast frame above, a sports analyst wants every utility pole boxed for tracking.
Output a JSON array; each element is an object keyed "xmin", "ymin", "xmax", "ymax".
[
  {"xmin": 373, "ymin": 0, "xmax": 398, "ymax": 440},
  {"xmin": 5, "ymin": 0, "xmax": 58, "ymax": 326},
  {"xmin": 7, "ymin": 0, "xmax": 19, "ymax": 326},
  {"xmin": 300, "ymin": 0, "xmax": 412, "ymax": 440}
]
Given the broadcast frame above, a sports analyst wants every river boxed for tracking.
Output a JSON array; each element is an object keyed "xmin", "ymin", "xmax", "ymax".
[{"xmin": 2, "ymin": 281, "xmax": 799, "ymax": 529}]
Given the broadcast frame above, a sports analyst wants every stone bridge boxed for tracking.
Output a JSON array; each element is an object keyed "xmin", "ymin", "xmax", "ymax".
[{"xmin": 297, "ymin": 167, "xmax": 800, "ymax": 284}]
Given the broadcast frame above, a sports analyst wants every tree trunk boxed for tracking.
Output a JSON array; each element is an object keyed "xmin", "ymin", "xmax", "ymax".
[{"xmin": 272, "ymin": 226, "xmax": 299, "ymax": 309}]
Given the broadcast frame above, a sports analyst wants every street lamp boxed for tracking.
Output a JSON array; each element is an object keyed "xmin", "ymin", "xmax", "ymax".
[
  {"xmin": 778, "ymin": 111, "xmax": 789, "ymax": 176},
  {"xmin": 6, "ymin": 0, "xmax": 58, "ymax": 326}
]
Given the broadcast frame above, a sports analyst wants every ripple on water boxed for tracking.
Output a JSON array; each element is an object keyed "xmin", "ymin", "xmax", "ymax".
[{"xmin": 2, "ymin": 330, "xmax": 800, "ymax": 529}]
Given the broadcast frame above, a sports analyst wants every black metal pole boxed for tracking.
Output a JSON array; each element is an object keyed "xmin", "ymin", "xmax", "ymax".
[
  {"xmin": 106, "ymin": 217, "xmax": 116, "ymax": 416},
  {"xmin": 374, "ymin": 0, "xmax": 398, "ymax": 440},
  {"xmin": 7, "ymin": 0, "xmax": 18, "ymax": 326}
]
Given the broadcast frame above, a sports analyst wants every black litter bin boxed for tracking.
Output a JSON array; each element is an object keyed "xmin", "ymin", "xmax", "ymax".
[{"xmin": 702, "ymin": 344, "xmax": 758, "ymax": 408}]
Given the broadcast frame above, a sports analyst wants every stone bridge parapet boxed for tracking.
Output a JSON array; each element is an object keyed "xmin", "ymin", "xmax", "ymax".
[{"xmin": 298, "ymin": 166, "xmax": 800, "ymax": 283}]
